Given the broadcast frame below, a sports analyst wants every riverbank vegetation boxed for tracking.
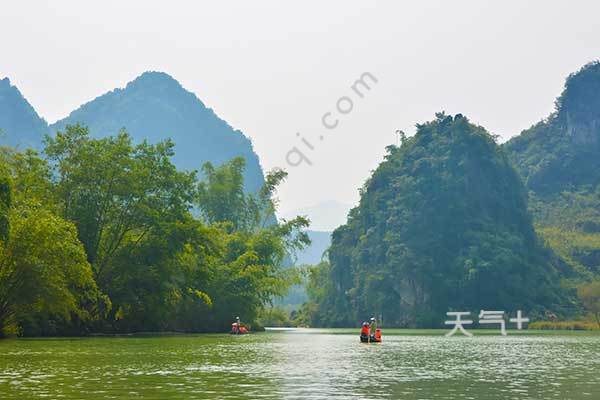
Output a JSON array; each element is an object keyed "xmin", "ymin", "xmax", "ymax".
[
  {"xmin": 0, "ymin": 125, "xmax": 308, "ymax": 337},
  {"xmin": 529, "ymin": 320, "xmax": 599, "ymax": 330}
]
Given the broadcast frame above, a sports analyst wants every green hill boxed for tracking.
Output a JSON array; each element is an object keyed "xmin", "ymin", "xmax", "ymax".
[
  {"xmin": 50, "ymin": 72, "xmax": 265, "ymax": 192},
  {"xmin": 505, "ymin": 61, "xmax": 600, "ymax": 196},
  {"xmin": 0, "ymin": 77, "xmax": 48, "ymax": 149},
  {"xmin": 505, "ymin": 61, "xmax": 600, "ymax": 278},
  {"xmin": 308, "ymin": 114, "xmax": 568, "ymax": 328}
]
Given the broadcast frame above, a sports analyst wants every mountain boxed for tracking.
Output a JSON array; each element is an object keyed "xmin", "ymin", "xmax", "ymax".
[
  {"xmin": 284, "ymin": 201, "xmax": 352, "ymax": 231},
  {"xmin": 505, "ymin": 61, "xmax": 600, "ymax": 196},
  {"xmin": 307, "ymin": 113, "xmax": 567, "ymax": 328},
  {"xmin": 293, "ymin": 230, "xmax": 331, "ymax": 265},
  {"xmin": 0, "ymin": 77, "xmax": 48, "ymax": 149},
  {"xmin": 505, "ymin": 61, "xmax": 600, "ymax": 277},
  {"xmin": 50, "ymin": 71, "xmax": 265, "ymax": 192}
]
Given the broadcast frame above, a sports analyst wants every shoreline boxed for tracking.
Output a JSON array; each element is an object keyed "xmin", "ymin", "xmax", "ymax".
[{"xmin": 2, "ymin": 327, "xmax": 600, "ymax": 340}]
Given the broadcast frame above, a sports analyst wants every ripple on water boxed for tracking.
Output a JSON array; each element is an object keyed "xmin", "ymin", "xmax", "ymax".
[{"xmin": 0, "ymin": 331, "xmax": 599, "ymax": 399}]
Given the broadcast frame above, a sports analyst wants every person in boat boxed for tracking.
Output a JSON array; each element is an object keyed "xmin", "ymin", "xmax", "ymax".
[
  {"xmin": 369, "ymin": 317, "xmax": 377, "ymax": 332},
  {"xmin": 360, "ymin": 321, "xmax": 370, "ymax": 342},
  {"xmin": 373, "ymin": 327, "xmax": 382, "ymax": 342},
  {"xmin": 231, "ymin": 316, "xmax": 241, "ymax": 334},
  {"xmin": 369, "ymin": 317, "xmax": 382, "ymax": 342},
  {"xmin": 359, "ymin": 317, "xmax": 381, "ymax": 343},
  {"xmin": 231, "ymin": 317, "xmax": 249, "ymax": 334}
]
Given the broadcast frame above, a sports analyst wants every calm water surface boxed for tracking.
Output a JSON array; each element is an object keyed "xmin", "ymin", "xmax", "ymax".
[{"xmin": 0, "ymin": 328, "xmax": 599, "ymax": 399}]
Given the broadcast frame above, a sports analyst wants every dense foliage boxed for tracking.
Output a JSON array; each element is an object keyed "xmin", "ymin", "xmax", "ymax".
[
  {"xmin": 505, "ymin": 61, "xmax": 600, "ymax": 281},
  {"xmin": 506, "ymin": 61, "xmax": 600, "ymax": 196},
  {"xmin": 577, "ymin": 281, "xmax": 600, "ymax": 328},
  {"xmin": 303, "ymin": 114, "xmax": 569, "ymax": 328},
  {"xmin": 0, "ymin": 125, "xmax": 308, "ymax": 336}
]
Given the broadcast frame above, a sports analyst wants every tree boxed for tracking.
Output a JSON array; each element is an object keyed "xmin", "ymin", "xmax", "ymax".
[
  {"xmin": 195, "ymin": 158, "xmax": 310, "ymax": 330},
  {"xmin": 44, "ymin": 125, "xmax": 197, "ymax": 285},
  {"xmin": 106, "ymin": 217, "xmax": 220, "ymax": 332},
  {"xmin": 293, "ymin": 262, "xmax": 335, "ymax": 327},
  {"xmin": 0, "ymin": 147, "xmax": 55, "ymax": 209},
  {"xmin": 577, "ymin": 281, "xmax": 600, "ymax": 328},
  {"xmin": 198, "ymin": 158, "xmax": 254, "ymax": 230},
  {"xmin": 41, "ymin": 125, "xmax": 215, "ymax": 333},
  {"xmin": 0, "ymin": 202, "xmax": 105, "ymax": 336},
  {"xmin": 197, "ymin": 157, "xmax": 289, "ymax": 231},
  {"xmin": 0, "ymin": 127, "xmax": 310, "ymax": 335},
  {"xmin": 0, "ymin": 174, "xmax": 10, "ymax": 242}
]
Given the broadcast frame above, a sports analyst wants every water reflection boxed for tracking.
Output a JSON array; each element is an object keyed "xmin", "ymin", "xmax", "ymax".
[{"xmin": 0, "ymin": 329, "xmax": 598, "ymax": 399}]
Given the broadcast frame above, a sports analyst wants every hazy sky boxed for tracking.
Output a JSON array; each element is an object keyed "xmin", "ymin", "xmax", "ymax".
[{"xmin": 2, "ymin": 1, "xmax": 600, "ymax": 218}]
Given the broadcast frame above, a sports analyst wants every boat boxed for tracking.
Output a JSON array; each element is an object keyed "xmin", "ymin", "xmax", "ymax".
[
  {"xmin": 230, "ymin": 319, "xmax": 249, "ymax": 335},
  {"xmin": 360, "ymin": 328, "xmax": 382, "ymax": 343}
]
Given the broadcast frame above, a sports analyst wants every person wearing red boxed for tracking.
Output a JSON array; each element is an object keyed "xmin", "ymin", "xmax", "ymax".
[{"xmin": 360, "ymin": 321, "xmax": 370, "ymax": 342}]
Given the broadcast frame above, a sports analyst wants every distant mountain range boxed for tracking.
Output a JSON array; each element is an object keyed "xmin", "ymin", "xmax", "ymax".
[
  {"xmin": 0, "ymin": 72, "xmax": 265, "ymax": 192},
  {"xmin": 0, "ymin": 78, "xmax": 48, "ymax": 149}
]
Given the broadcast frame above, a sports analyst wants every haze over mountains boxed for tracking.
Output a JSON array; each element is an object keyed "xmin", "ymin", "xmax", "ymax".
[
  {"xmin": 0, "ymin": 77, "xmax": 48, "ymax": 149},
  {"xmin": 0, "ymin": 72, "xmax": 265, "ymax": 193}
]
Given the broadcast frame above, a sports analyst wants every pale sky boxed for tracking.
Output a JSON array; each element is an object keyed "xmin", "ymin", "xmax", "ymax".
[{"xmin": 2, "ymin": 1, "xmax": 600, "ymax": 218}]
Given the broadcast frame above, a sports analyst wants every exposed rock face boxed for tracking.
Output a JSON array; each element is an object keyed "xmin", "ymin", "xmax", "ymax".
[{"xmin": 565, "ymin": 112, "xmax": 600, "ymax": 145}]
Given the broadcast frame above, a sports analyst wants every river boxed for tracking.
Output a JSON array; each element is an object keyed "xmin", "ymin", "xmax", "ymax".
[{"xmin": 1, "ymin": 328, "xmax": 598, "ymax": 399}]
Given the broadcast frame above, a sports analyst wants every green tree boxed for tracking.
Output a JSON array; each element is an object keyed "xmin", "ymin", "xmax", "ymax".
[
  {"xmin": 195, "ymin": 158, "xmax": 310, "ymax": 330},
  {"xmin": 0, "ymin": 202, "xmax": 104, "ymax": 336},
  {"xmin": 1, "ymin": 128, "xmax": 310, "ymax": 335},
  {"xmin": 577, "ymin": 281, "xmax": 600, "ymax": 328},
  {"xmin": 107, "ymin": 217, "xmax": 220, "ymax": 332},
  {"xmin": 293, "ymin": 262, "xmax": 334, "ymax": 327},
  {"xmin": 42, "ymin": 125, "xmax": 210, "ymax": 333},
  {"xmin": 0, "ymin": 147, "xmax": 55, "ymax": 208},
  {"xmin": 0, "ymin": 174, "xmax": 10, "ymax": 242},
  {"xmin": 197, "ymin": 157, "xmax": 288, "ymax": 231},
  {"xmin": 198, "ymin": 158, "xmax": 254, "ymax": 229},
  {"xmin": 258, "ymin": 307, "xmax": 291, "ymax": 327},
  {"xmin": 44, "ymin": 125, "xmax": 197, "ymax": 284}
]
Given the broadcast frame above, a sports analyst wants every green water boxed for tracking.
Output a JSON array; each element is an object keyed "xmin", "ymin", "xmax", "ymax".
[{"xmin": 1, "ymin": 328, "xmax": 599, "ymax": 399}]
